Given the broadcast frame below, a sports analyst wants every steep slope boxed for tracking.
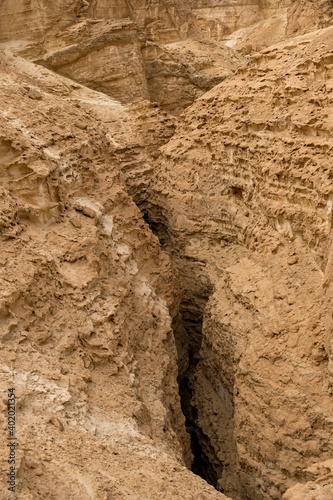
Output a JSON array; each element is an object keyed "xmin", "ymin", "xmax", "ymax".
[
  {"xmin": 142, "ymin": 25, "xmax": 333, "ymax": 499},
  {"xmin": 1, "ymin": 2, "xmax": 333, "ymax": 500},
  {"xmin": 0, "ymin": 49, "xmax": 230, "ymax": 500},
  {"xmin": 0, "ymin": 0, "xmax": 245, "ymax": 114},
  {"xmin": 7, "ymin": 0, "xmax": 333, "ymax": 116}
]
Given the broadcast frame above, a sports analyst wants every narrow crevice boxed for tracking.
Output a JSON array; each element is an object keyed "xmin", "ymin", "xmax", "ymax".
[
  {"xmin": 177, "ymin": 288, "xmax": 218, "ymax": 489},
  {"xmin": 179, "ymin": 376, "xmax": 219, "ymax": 488},
  {"xmin": 138, "ymin": 201, "xmax": 221, "ymax": 489}
]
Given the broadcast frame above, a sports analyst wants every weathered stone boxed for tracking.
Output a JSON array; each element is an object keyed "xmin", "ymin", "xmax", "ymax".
[{"xmin": 1, "ymin": 2, "xmax": 333, "ymax": 499}]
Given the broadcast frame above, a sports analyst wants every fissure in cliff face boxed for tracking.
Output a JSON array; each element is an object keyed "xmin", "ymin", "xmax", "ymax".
[
  {"xmin": 0, "ymin": 43, "xmax": 234, "ymax": 499},
  {"xmin": 138, "ymin": 23, "xmax": 333, "ymax": 500},
  {"xmin": 2, "ymin": 2, "xmax": 333, "ymax": 500},
  {"xmin": 176, "ymin": 273, "xmax": 217, "ymax": 486},
  {"xmin": 140, "ymin": 203, "xmax": 240, "ymax": 498}
]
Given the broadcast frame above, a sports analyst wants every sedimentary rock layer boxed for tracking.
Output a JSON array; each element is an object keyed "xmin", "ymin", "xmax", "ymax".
[
  {"xmin": 0, "ymin": 49, "xmax": 229, "ymax": 500},
  {"xmin": 1, "ymin": 2, "xmax": 333, "ymax": 499},
  {"xmin": 144, "ymin": 25, "xmax": 333, "ymax": 499}
]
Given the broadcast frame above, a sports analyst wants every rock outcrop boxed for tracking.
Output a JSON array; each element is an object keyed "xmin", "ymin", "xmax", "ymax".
[
  {"xmin": 142, "ymin": 25, "xmax": 333, "ymax": 499},
  {"xmin": 3, "ymin": 1, "xmax": 333, "ymax": 114},
  {"xmin": 0, "ymin": 0, "xmax": 246, "ymax": 114},
  {"xmin": 0, "ymin": 49, "xmax": 229, "ymax": 499},
  {"xmin": 1, "ymin": 1, "xmax": 333, "ymax": 500}
]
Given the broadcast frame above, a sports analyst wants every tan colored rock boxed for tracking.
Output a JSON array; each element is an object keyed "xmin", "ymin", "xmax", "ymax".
[
  {"xmin": 0, "ymin": 1, "xmax": 76, "ymax": 42},
  {"xmin": 7, "ymin": 0, "xmax": 332, "ymax": 115},
  {"xmin": 283, "ymin": 460, "xmax": 333, "ymax": 499},
  {"xmin": 37, "ymin": 20, "xmax": 150, "ymax": 104},
  {"xmin": 0, "ymin": 50, "xmax": 229, "ymax": 500},
  {"xmin": 144, "ymin": 26, "xmax": 333, "ymax": 499},
  {"xmin": 1, "ymin": 1, "xmax": 333, "ymax": 500},
  {"xmin": 1, "ymin": 1, "xmax": 246, "ymax": 113}
]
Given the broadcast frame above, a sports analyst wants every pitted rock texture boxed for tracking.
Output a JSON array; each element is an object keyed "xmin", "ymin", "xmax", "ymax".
[
  {"xmin": 2, "ymin": 1, "xmax": 246, "ymax": 114},
  {"xmin": 0, "ymin": 50, "xmax": 230, "ymax": 500},
  {"xmin": 143, "ymin": 25, "xmax": 333, "ymax": 499},
  {"xmin": 4, "ymin": 1, "xmax": 333, "ymax": 114},
  {"xmin": 1, "ymin": 2, "xmax": 333, "ymax": 500},
  {"xmin": 283, "ymin": 460, "xmax": 333, "ymax": 499}
]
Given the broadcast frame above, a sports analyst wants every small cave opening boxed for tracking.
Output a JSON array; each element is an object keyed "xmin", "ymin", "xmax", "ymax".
[
  {"xmin": 139, "ymin": 201, "xmax": 221, "ymax": 490},
  {"xmin": 141, "ymin": 207, "xmax": 170, "ymax": 248}
]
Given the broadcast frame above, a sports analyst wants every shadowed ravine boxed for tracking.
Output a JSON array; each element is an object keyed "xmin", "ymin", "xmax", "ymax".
[
  {"xmin": 2, "ymin": 2, "xmax": 333, "ymax": 499},
  {"xmin": 140, "ymin": 203, "xmax": 237, "ymax": 496}
]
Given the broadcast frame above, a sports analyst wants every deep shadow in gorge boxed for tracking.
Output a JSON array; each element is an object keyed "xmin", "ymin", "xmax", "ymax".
[
  {"xmin": 176, "ymin": 276, "xmax": 218, "ymax": 488},
  {"xmin": 140, "ymin": 203, "xmax": 224, "ymax": 491}
]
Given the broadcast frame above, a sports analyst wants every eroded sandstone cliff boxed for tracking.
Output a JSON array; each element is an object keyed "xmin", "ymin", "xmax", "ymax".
[
  {"xmin": 1, "ymin": 1, "xmax": 333, "ymax": 500},
  {"xmin": 0, "ymin": 47, "xmax": 231, "ymax": 499},
  {"xmin": 142, "ymin": 25, "xmax": 333, "ymax": 500}
]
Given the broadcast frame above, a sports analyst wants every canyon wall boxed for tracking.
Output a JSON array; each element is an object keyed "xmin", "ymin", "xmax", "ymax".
[
  {"xmin": 4, "ymin": 0, "xmax": 333, "ymax": 115},
  {"xmin": 143, "ymin": 25, "xmax": 333, "ymax": 499},
  {"xmin": 0, "ymin": 48, "xmax": 230, "ymax": 499},
  {"xmin": 0, "ymin": 1, "xmax": 333, "ymax": 500}
]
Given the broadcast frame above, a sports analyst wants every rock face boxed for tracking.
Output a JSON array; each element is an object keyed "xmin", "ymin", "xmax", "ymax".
[
  {"xmin": 283, "ymin": 459, "xmax": 333, "ymax": 500},
  {"xmin": 3, "ymin": 1, "xmax": 333, "ymax": 114},
  {"xmin": 143, "ymin": 25, "xmax": 333, "ymax": 499},
  {"xmin": 0, "ymin": 49, "xmax": 229, "ymax": 500},
  {"xmin": 1, "ymin": 0, "xmax": 246, "ymax": 114},
  {"xmin": 1, "ymin": 2, "xmax": 333, "ymax": 500}
]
